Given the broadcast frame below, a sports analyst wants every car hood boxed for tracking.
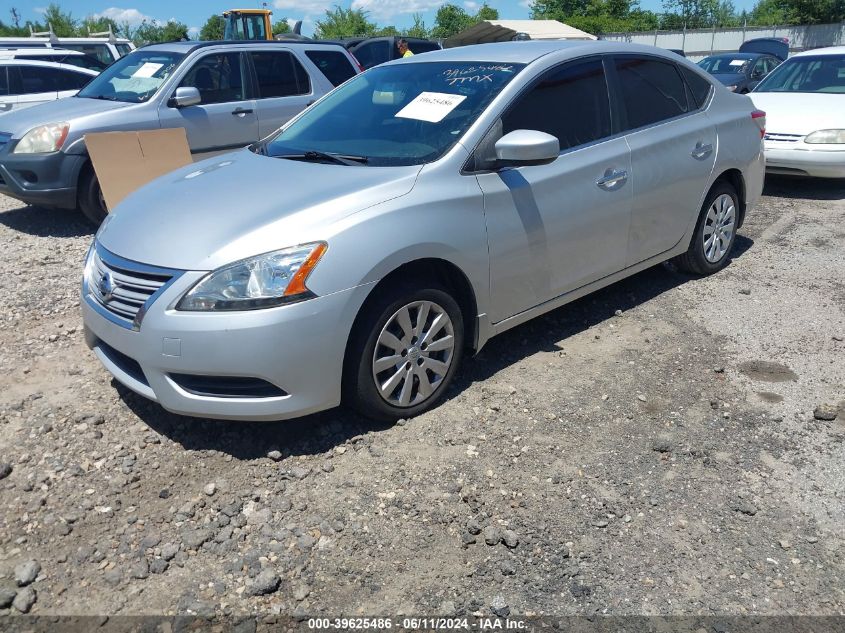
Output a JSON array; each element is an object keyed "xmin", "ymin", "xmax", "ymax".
[
  {"xmin": 98, "ymin": 149, "xmax": 422, "ymax": 270},
  {"xmin": 712, "ymin": 72, "xmax": 746, "ymax": 86},
  {"xmin": 0, "ymin": 96, "xmax": 129, "ymax": 137},
  {"xmin": 748, "ymin": 92, "xmax": 844, "ymax": 135}
]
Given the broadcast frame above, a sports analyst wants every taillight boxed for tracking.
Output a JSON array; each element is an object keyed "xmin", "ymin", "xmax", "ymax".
[{"xmin": 751, "ymin": 109, "xmax": 766, "ymax": 138}]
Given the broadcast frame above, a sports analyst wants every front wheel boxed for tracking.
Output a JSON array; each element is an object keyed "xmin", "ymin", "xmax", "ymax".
[
  {"xmin": 345, "ymin": 284, "xmax": 464, "ymax": 421},
  {"xmin": 673, "ymin": 181, "xmax": 739, "ymax": 275},
  {"xmin": 79, "ymin": 167, "xmax": 108, "ymax": 227}
]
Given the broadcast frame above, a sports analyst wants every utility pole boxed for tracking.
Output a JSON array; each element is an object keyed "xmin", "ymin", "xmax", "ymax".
[{"xmin": 10, "ymin": 7, "xmax": 21, "ymax": 28}]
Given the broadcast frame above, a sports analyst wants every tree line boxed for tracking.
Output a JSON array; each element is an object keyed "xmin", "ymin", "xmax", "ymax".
[{"xmin": 2, "ymin": 0, "xmax": 843, "ymax": 45}]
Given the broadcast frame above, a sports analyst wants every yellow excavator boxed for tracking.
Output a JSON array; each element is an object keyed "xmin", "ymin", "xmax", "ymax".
[{"xmin": 222, "ymin": 9, "xmax": 305, "ymax": 41}]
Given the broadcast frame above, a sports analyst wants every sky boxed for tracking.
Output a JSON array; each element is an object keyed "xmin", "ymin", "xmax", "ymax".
[{"xmin": 15, "ymin": 0, "xmax": 760, "ymax": 38}]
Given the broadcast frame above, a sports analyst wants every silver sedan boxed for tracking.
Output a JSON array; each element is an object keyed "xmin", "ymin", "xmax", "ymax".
[{"xmin": 81, "ymin": 41, "xmax": 765, "ymax": 421}]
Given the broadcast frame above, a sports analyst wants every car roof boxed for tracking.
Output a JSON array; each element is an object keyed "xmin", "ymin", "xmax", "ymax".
[
  {"xmin": 394, "ymin": 40, "xmax": 681, "ymax": 65},
  {"xmin": 0, "ymin": 59, "xmax": 98, "ymax": 73},
  {"xmin": 141, "ymin": 40, "xmax": 351, "ymax": 54},
  {"xmin": 0, "ymin": 47, "xmax": 84, "ymax": 56},
  {"xmin": 793, "ymin": 46, "xmax": 845, "ymax": 57}
]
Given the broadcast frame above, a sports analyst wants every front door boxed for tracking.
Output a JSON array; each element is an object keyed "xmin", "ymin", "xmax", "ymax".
[
  {"xmin": 611, "ymin": 55, "xmax": 717, "ymax": 266},
  {"xmin": 476, "ymin": 57, "xmax": 633, "ymax": 323},
  {"xmin": 159, "ymin": 51, "xmax": 257, "ymax": 155}
]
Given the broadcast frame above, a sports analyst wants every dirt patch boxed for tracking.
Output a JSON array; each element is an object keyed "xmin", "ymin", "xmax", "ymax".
[{"xmin": 738, "ymin": 360, "xmax": 798, "ymax": 382}]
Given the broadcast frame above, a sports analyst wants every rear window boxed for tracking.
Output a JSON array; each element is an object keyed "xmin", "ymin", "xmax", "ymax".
[
  {"xmin": 56, "ymin": 43, "xmax": 115, "ymax": 65},
  {"xmin": 305, "ymin": 50, "xmax": 356, "ymax": 87},
  {"xmin": 409, "ymin": 41, "xmax": 440, "ymax": 54},
  {"xmin": 679, "ymin": 65, "xmax": 712, "ymax": 108},
  {"xmin": 352, "ymin": 40, "xmax": 390, "ymax": 69},
  {"xmin": 615, "ymin": 56, "xmax": 690, "ymax": 130}
]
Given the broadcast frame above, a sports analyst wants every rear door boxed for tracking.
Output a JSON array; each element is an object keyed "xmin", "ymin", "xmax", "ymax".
[
  {"xmin": 611, "ymin": 55, "xmax": 717, "ymax": 266},
  {"xmin": 159, "ymin": 51, "xmax": 257, "ymax": 155},
  {"xmin": 249, "ymin": 49, "xmax": 316, "ymax": 139},
  {"xmin": 477, "ymin": 56, "xmax": 633, "ymax": 322}
]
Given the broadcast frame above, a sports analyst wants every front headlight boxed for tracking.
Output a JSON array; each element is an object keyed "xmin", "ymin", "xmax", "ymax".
[
  {"xmin": 177, "ymin": 242, "xmax": 328, "ymax": 311},
  {"xmin": 804, "ymin": 129, "xmax": 845, "ymax": 144},
  {"xmin": 13, "ymin": 122, "xmax": 70, "ymax": 154}
]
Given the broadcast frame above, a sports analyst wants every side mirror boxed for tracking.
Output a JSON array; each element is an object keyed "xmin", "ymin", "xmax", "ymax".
[
  {"xmin": 169, "ymin": 86, "xmax": 201, "ymax": 108},
  {"xmin": 495, "ymin": 130, "xmax": 559, "ymax": 166}
]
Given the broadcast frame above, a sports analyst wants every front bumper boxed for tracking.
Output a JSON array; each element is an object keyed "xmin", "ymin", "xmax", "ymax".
[
  {"xmin": 764, "ymin": 143, "xmax": 845, "ymax": 178},
  {"xmin": 81, "ymin": 253, "xmax": 372, "ymax": 421},
  {"xmin": 0, "ymin": 147, "xmax": 84, "ymax": 209}
]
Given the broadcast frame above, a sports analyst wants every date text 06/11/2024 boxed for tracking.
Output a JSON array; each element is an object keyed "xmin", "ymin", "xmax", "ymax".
[{"xmin": 307, "ymin": 618, "xmax": 529, "ymax": 630}]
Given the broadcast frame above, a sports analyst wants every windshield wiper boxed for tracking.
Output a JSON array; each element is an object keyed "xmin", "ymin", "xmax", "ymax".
[
  {"xmin": 84, "ymin": 95, "xmax": 121, "ymax": 102},
  {"xmin": 276, "ymin": 150, "xmax": 368, "ymax": 166}
]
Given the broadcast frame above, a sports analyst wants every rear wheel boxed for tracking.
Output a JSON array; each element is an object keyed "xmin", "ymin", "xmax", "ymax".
[
  {"xmin": 345, "ymin": 283, "xmax": 464, "ymax": 421},
  {"xmin": 79, "ymin": 166, "xmax": 108, "ymax": 227},
  {"xmin": 673, "ymin": 181, "xmax": 739, "ymax": 275}
]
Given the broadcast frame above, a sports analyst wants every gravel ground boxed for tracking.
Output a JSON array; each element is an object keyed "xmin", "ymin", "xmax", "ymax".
[{"xmin": 0, "ymin": 178, "xmax": 843, "ymax": 619}]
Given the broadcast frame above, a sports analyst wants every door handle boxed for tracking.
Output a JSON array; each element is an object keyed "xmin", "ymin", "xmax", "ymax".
[
  {"xmin": 691, "ymin": 142, "xmax": 713, "ymax": 160},
  {"xmin": 596, "ymin": 168, "xmax": 628, "ymax": 190},
  {"xmin": 231, "ymin": 108, "xmax": 253, "ymax": 116}
]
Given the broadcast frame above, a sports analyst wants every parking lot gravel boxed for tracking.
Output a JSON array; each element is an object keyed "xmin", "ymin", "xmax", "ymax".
[{"xmin": 0, "ymin": 178, "xmax": 843, "ymax": 618}]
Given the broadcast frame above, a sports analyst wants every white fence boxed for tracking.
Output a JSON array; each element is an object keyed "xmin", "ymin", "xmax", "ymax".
[{"xmin": 600, "ymin": 22, "xmax": 845, "ymax": 60}]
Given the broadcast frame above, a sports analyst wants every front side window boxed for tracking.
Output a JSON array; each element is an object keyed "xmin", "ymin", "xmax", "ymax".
[
  {"xmin": 262, "ymin": 61, "xmax": 525, "ymax": 166},
  {"xmin": 353, "ymin": 41, "xmax": 390, "ymax": 69},
  {"xmin": 615, "ymin": 56, "xmax": 689, "ymax": 130},
  {"xmin": 77, "ymin": 50, "xmax": 184, "ymax": 103},
  {"xmin": 755, "ymin": 55, "xmax": 845, "ymax": 93},
  {"xmin": 305, "ymin": 50, "xmax": 356, "ymax": 87},
  {"xmin": 14, "ymin": 66, "xmax": 58, "ymax": 94},
  {"xmin": 179, "ymin": 52, "xmax": 245, "ymax": 104},
  {"xmin": 251, "ymin": 51, "xmax": 310, "ymax": 98},
  {"xmin": 503, "ymin": 57, "xmax": 611, "ymax": 152},
  {"xmin": 58, "ymin": 43, "xmax": 114, "ymax": 65}
]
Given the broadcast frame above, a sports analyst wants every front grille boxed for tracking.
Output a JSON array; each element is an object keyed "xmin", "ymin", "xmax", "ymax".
[
  {"xmin": 87, "ymin": 245, "xmax": 177, "ymax": 329},
  {"xmin": 169, "ymin": 374, "xmax": 288, "ymax": 399},
  {"xmin": 764, "ymin": 132, "xmax": 803, "ymax": 143}
]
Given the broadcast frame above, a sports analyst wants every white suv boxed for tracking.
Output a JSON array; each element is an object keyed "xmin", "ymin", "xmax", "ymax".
[{"xmin": 0, "ymin": 59, "xmax": 97, "ymax": 112}]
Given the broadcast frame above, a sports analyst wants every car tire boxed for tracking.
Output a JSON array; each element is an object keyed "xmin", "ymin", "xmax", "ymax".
[
  {"xmin": 344, "ymin": 282, "xmax": 464, "ymax": 422},
  {"xmin": 673, "ymin": 180, "xmax": 739, "ymax": 275},
  {"xmin": 79, "ymin": 166, "xmax": 108, "ymax": 227}
]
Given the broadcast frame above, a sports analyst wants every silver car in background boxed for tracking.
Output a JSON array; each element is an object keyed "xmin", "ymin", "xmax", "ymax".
[
  {"xmin": 0, "ymin": 40, "xmax": 360, "ymax": 224},
  {"xmin": 82, "ymin": 41, "xmax": 765, "ymax": 422}
]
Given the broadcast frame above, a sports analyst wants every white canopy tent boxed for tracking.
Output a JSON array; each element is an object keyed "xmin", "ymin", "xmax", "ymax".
[{"xmin": 444, "ymin": 20, "xmax": 597, "ymax": 48}]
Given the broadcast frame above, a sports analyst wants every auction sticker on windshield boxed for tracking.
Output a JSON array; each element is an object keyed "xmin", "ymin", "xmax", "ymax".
[
  {"xmin": 395, "ymin": 92, "xmax": 467, "ymax": 123},
  {"xmin": 133, "ymin": 62, "xmax": 164, "ymax": 78}
]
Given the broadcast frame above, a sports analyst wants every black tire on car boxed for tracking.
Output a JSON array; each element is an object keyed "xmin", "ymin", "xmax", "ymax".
[
  {"xmin": 344, "ymin": 282, "xmax": 464, "ymax": 422},
  {"xmin": 673, "ymin": 180, "xmax": 739, "ymax": 275},
  {"xmin": 79, "ymin": 165, "xmax": 108, "ymax": 227}
]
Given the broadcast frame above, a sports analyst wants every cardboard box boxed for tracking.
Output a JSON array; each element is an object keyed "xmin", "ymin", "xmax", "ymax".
[{"xmin": 84, "ymin": 128, "xmax": 193, "ymax": 212}]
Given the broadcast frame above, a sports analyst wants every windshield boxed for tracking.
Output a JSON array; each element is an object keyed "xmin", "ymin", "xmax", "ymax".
[
  {"xmin": 698, "ymin": 56, "xmax": 750, "ymax": 74},
  {"xmin": 754, "ymin": 55, "xmax": 845, "ymax": 93},
  {"xmin": 262, "ymin": 61, "xmax": 525, "ymax": 166},
  {"xmin": 77, "ymin": 50, "xmax": 184, "ymax": 103}
]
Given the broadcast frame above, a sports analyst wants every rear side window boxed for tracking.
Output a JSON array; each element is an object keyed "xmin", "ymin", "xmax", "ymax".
[
  {"xmin": 180, "ymin": 52, "xmax": 245, "ymax": 104},
  {"xmin": 251, "ymin": 51, "xmax": 310, "ymax": 98},
  {"xmin": 503, "ymin": 57, "xmax": 611, "ymax": 152},
  {"xmin": 678, "ymin": 65, "xmax": 712, "ymax": 109},
  {"xmin": 305, "ymin": 50, "xmax": 355, "ymax": 87},
  {"xmin": 352, "ymin": 40, "xmax": 390, "ymax": 69},
  {"xmin": 615, "ymin": 56, "xmax": 689, "ymax": 129}
]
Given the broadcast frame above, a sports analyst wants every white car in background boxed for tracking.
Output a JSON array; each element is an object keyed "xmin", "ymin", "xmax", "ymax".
[
  {"xmin": 0, "ymin": 59, "xmax": 98, "ymax": 112},
  {"xmin": 750, "ymin": 46, "xmax": 845, "ymax": 178}
]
